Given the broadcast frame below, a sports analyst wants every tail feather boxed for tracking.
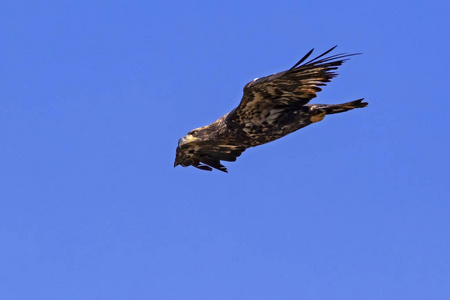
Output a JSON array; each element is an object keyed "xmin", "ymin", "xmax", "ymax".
[{"xmin": 317, "ymin": 98, "xmax": 368, "ymax": 115}]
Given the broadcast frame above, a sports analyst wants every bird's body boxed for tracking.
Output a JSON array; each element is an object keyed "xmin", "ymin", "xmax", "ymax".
[{"xmin": 174, "ymin": 46, "xmax": 368, "ymax": 172}]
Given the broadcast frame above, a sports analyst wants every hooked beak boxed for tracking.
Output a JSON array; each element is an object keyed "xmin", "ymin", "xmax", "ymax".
[{"xmin": 177, "ymin": 134, "xmax": 197, "ymax": 147}]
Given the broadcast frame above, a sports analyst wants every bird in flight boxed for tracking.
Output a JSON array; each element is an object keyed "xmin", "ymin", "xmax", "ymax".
[{"xmin": 174, "ymin": 46, "xmax": 368, "ymax": 172}]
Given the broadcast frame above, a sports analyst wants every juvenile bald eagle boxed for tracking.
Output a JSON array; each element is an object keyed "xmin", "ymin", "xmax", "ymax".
[{"xmin": 174, "ymin": 46, "xmax": 368, "ymax": 172}]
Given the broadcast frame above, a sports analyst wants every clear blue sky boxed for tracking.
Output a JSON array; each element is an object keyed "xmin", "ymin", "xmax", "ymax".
[{"xmin": 1, "ymin": 1, "xmax": 449, "ymax": 299}]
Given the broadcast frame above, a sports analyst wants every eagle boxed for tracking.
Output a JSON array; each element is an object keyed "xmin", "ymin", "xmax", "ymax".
[{"xmin": 174, "ymin": 46, "xmax": 368, "ymax": 172}]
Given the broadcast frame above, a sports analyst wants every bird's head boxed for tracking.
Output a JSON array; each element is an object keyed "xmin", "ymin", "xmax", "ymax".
[
  {"xmin": 174, "ymin": 124, "xmax": 245, "ymax": 172},
  {"xmin": 174, "ymin": 128, "xmax": 202, "ymax": 168}
]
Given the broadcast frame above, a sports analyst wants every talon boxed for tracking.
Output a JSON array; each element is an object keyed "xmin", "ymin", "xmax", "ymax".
[{"xmin": 310, "ymin": 111, "xmax": 326, "ymax": 123}]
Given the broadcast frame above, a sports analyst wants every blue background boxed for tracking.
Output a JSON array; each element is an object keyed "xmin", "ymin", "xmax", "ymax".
[{"xmin": 1, "ymin": 1, "xmax": 449, "ymax": 299}]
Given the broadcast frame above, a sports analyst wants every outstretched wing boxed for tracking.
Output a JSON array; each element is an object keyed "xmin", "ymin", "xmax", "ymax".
[
  {"xmin": 226, "ymin": 46, "xmax": 359, "ymax": 126},
  {"xmin": 175, "ymin": 142, "xmax": 246, "ymax": 172}
]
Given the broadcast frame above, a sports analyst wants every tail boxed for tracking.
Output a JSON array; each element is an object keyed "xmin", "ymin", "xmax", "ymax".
[{"xmin": 315, "ymin": 98, "xmax": 368, "ymax": 115}]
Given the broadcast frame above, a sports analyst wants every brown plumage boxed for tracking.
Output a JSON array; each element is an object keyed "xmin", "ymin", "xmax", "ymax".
[{"xmin": 174, "ymin": 46, "xmax": 368, "ymax": 172}]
